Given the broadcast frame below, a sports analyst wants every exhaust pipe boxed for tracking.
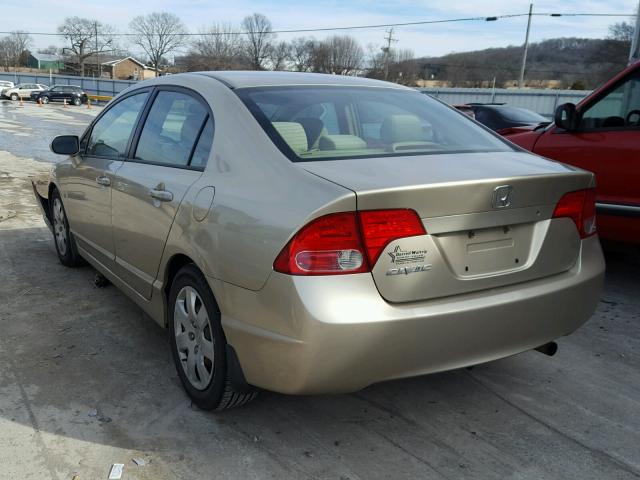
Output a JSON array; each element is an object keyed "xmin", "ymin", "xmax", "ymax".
[{"xmin": 535, "ymin": 341, "xmax": 558, "ymax": 357}]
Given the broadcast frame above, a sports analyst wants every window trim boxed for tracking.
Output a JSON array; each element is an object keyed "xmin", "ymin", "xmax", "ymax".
[
  {"xmin": 126, "ymin": 85, "xmax": 214, "ymax": 171},
  {"xmin": 186, "ymin": 115, "xmax": 211, "ymax": 168},
  {"xmin": 81, "ymin": 87, "xmax": 153, "ymax": 159}
]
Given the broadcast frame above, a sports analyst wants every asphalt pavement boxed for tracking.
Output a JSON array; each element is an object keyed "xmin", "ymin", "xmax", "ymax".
[{"xmin": 0, "ymin": 100, "xmax": 638, "ymax": 480}]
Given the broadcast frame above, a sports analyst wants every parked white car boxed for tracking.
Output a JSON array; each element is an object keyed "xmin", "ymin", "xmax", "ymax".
[
  {"xmin": 2, "ymin": 83, "xmax": 48, "ymax": 101},
  {"xmin": 0, "ymin": 80, "xmax": 15, "ymax": 96}
]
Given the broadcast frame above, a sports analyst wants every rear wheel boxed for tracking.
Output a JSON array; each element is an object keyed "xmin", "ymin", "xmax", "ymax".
[
  {"xmin": 50, "ymin": 189, "xmax": 82, "ymax": 267},
  {"xmin": 73, "ymin": 96, "xmax": 81, "ymax": 106},
  {"xmin": 10, "ymin": 93, "xmax": 18, "ymax": 101},
  {"xmin": 168, "ymin": 264, "xmax": 257, "ymax": 410},
  {"xmin": 41, "ymin": 96, "xmax": 50, "ymax": 104}
]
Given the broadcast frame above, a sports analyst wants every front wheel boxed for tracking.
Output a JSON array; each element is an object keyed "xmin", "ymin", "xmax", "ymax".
[
  {"xmin": 169, "ymin": 264, "xmax": 257, "ymax": 410},
  {"xmin": 73, "ymin": 97, "xmax": 81, "ymax": 106},
  {"xmin": 41, "ymin": 96, "xmax": 50, "ymax": 104},
  {"xmin": 50, "ymin": 189, "xmax": 82, "ymax": 267}
]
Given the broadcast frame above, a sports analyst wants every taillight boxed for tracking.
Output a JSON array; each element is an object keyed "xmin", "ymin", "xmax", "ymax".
[
  {"xmin": 359, "ymin": 209, "xmax": 426, "ymax": 265},
  {"xmin": 552, "ymin": 189, "xmax": 597, "ymax": 239},
  {"xmin": 273, "ymin": 209, "xmax": 426, "ymax": 275}
]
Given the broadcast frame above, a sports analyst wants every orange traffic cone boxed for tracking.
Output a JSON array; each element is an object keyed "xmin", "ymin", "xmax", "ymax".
[
  {"xmin": 19, "ymin": 96, "xmax": 24, "ymax": 107},
  {"xmin": 87, "ymin": 98, "xmax": 91, "ymax": 109},
  {"xmin": 63, "ymin": 99, "xmax": 68, "ymax": 108},
  {"xmin": 37, "ymin": 98, "xmax": 42, "ymax": 107}
]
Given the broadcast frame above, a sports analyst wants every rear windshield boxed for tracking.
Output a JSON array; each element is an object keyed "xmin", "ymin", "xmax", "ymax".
[
  {"xmin": 494, "ymin": 106, "xmax": 547, "ymax": 122},
  {"xmin": 236, "ymin": 86, "xmax": 513, "ymax": 162}
]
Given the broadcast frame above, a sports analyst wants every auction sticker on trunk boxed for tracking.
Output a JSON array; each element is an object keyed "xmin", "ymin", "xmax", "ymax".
[
  {"xmin": 386, "ymin": 245, "xmax": 432, "ymax": 276},
  {"xmin": 387, "ymin": 245, "xmax": 428, "ymax": 265}
]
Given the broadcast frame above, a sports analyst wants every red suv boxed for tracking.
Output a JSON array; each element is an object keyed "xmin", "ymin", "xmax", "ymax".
[{"xmin": 504, "ymin": 62, "xmax": 640, "ymax": 243}]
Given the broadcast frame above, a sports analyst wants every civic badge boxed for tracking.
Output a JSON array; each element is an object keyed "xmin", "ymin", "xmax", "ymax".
[{"xmin": 492, "ymin": 185, "xmax": 513, "ymax": 209}]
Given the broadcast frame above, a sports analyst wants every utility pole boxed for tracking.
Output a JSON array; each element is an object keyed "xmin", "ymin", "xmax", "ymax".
[
  {"xmin": 518, "ymin": 3, "xmax": 533, "ymax": 88},
  {"xmin": 382, "ymin": 28, "xmax": 398, "ymax": 80},
  {"xmin": 95, "ymin": 21, "xmax": 101, "ymax": 78},
  {"xmin": 630, "ymin": 0, "xmax": 640, "ymax": 65}
]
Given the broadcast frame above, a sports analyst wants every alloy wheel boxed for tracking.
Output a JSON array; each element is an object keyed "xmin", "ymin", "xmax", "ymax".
[
  {"xmin": 52, "ymin": 197, "xmax": 67, "ymax": 256},
  {"xmin": 174, "ymin": 286, "xmax": 215, "ymax": 391}
]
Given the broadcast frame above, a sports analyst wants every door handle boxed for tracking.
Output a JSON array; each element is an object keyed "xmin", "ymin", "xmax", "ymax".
[
  {"xmin": 96, "ymin": 175, "xmax": 111, "ymax": 186},
  {"xmin": 149, "ymin": 189, "xmax": 173, "ymax": 202}
]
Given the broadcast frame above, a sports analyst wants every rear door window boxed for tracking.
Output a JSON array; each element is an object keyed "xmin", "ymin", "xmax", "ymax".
[{"xmin": 134, "ymin": 90, "xmax": 208, "ymax": 167}]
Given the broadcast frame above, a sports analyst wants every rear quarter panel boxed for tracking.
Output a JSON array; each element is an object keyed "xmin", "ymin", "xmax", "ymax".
[{"xmin": 151, "ymin": 75, "xmax": 355, "ymax": 293}]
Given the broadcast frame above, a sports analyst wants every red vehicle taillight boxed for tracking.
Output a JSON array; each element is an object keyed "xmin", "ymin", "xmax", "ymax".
[
  {"xmin": 552, "ymin": 188, "xmax": 597, "ymax": 239},
  {"xmin": 273, "ymin": 209, "xmax": 426, "ymax": 275}
]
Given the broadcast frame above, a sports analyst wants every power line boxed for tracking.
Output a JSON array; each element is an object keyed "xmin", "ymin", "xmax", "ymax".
[{"xmin": 0, "ymin": 12, "xmax": 635, "ymax": 37}]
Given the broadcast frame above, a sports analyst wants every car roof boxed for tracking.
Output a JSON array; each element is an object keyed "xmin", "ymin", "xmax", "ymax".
[{"xmin": 194, "ymin": 71, "xmax": 411, "ymax": 90}]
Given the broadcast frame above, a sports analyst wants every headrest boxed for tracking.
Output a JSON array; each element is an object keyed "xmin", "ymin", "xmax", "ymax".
[
  {"xmin": 319, "ymin": 135, "xmax": 367, "ymax": 151},
  {"xmin": 272, "ymin": 122, "xmax": 308, "ymax": 153},
  {"xmin": 297, "ymin": 117, "xmax": 325, "ymax": 149},
  {"xmin": 380, "ymin": 114, "xmax": 423, "ymax": 144}
]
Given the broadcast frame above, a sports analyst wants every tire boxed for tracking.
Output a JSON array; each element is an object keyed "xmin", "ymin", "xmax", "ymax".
[
  {"xmin": 10, "ymin": 93, "xmax": 18, "ymax": 101},
  {"xmin": 41, "ymin": 96, "xmax": 50, "ymax": 104},
  {"xmin": 73, "ymin": 97, "xmax": 81, "ymax": 106},
  {"xmin": 50, "ymin": 189, "xmax": 83, "ymax": 267},
  {"xmin": 168, "ymin": 264, "xmax": 257, "ymax": 411}
]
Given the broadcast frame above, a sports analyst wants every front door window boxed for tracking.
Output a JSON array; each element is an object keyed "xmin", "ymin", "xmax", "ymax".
[{"xmin": 581, "ymin": 73, "xmax": 640, "ymax": 130}]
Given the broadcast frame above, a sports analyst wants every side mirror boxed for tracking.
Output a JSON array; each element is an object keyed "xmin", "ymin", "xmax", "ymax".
[
  {"xmin": 554, "ymin": 103, "xmax": 579, "ymax": 131},
  {"xmin": 50, "ymin": 135, "xmax": 80, "ymax": 156}
]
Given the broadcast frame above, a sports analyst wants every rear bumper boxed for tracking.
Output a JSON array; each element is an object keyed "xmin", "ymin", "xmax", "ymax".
[{"xmin": 213, "ymin": 235, "xmax": 605, "ymax": 395}]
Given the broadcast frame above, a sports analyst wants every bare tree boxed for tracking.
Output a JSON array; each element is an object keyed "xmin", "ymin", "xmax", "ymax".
[
  {"xmin": 289, "ymin": 37, "xmax": 315, "ymax": 72},
  {"xmin": 38, "ymin": 45, "xmax": 60, "ymax": 55},
  {"xmin": 192, "ymin": 23, "xmax": 242, "ymax": 70},
  {"xmin": 317, "ymin": 35, "xmax": 363, "ymax": 75},
  {"xmin": 363, "ymin": 43, "xmax": 385, "ymax": 78},
  {"xmin": 609, "ymin": 22, "xmax": 635, "ymax": 42},
  {"xmin": 241, "ymin": 13, "xmax": 275, "ymax": 70},
  {"xmin": 58, "ymin": 17, "xmax": 115, "ymax": 76},
  {"xmin": 608, "ymin": 6, "xmax": 638, "ymax": 43},
  {"xmin": 130, "ymin": 12, "xmax": 187, "ymax": 76},
  {"xmin": 388, "ymin": 48, "xmax": 418, "ymax": 84},
  {"xmin": 269, "ymin": 41, "xmax": 291, "ymax": 70},
  {"xmin": 0, "ymin": 31, "xmax": 32, "ymax": 71}
]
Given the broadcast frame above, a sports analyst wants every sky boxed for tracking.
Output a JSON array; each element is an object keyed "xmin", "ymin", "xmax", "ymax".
[{"xmin": 1, "ymin": 0, "xmax": 638, "ymax": 59}]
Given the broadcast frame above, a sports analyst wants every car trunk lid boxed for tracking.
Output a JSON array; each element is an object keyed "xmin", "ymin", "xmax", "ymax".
[{"xmin": 302, "ymin": 151, "xmax": 594, "ymax": 303}]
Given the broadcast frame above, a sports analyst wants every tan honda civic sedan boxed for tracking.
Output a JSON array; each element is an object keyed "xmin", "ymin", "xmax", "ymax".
[{"xmin": 34, "ymin": 71, "xmax": 605, "ymax": 410}]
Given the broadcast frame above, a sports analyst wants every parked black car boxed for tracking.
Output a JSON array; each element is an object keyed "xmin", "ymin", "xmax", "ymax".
[
  {"xmin": 31, "ymin": 85, "xmax": 88, "ymax": 106},
  {"xmin": 455, "ymin": 103, "xmax": 549, "ymax": 132}
]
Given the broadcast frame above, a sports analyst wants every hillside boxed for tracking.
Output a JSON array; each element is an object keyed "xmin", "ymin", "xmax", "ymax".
[{"xmin": 418, "ymin": 38, "xmax": 630, "ymax": 89}]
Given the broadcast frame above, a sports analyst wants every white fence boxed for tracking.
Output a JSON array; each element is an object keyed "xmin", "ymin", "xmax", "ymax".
[{"xmin": 420, "ymin": 87, "xmax": 591, "ymax": 117}]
